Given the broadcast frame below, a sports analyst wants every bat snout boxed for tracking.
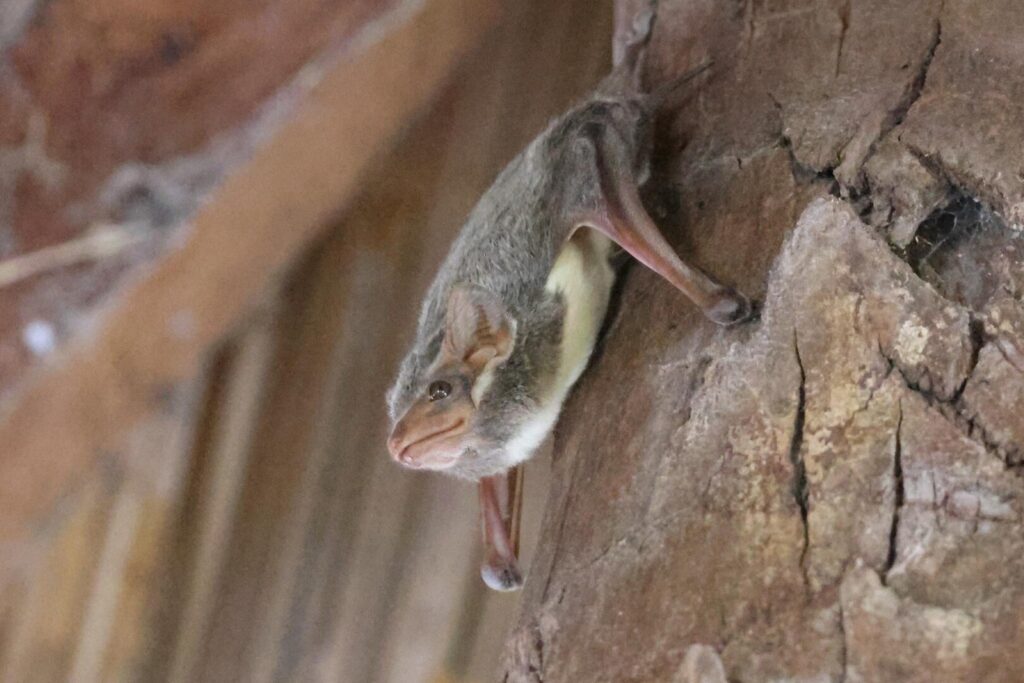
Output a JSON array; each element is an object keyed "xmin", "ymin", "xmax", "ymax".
[
  {"xmin": 387, "ymin": 405, "xmax": 471, "ymax": 470},
  {"xmin": 386, "ymin": 427, "xmax": 411, "ymax": 463}
]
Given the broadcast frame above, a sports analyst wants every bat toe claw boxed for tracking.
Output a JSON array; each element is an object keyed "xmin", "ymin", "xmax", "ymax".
[
  {"xmin": 628, "ymin": 8, "xmax": 656, "ymax": 45},
  {"xmin": 706, "ymin": 288, "xmax": 753, "ymax": 327},
  {"xmin": 481, "ymin": 560, "xmax": 524, "ymax": 592}
]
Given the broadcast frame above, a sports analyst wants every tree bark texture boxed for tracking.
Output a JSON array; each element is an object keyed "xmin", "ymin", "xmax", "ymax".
[{"xmin": 503, "ymin": 1, "xmax": 1024, "ymax": 681}]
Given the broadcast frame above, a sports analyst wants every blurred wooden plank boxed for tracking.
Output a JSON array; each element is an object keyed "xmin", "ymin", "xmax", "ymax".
[
  {"xmin": 161, "ymin": 315, "xmax": 278, "ymax": 683},
  {"xmin": 459, "ymin": 583, "xmax": 520, "ymax": 683},
  {"xmin": 0, "ymin": 582, "xmax": 16, "ymax": 673},
  {"xmin": 0, "ymin": 0, "xmax": 614, "ymax": 678},
  {"xmin": 0, "ymin": 477, "xmax": 114, "ymax": 683},
  {"xmin": 219, "ymin": 54, "xmax": 477, "ymax": 682},
  {"xmin": 243, "ymin": 252, "xmax": 401, "ymax": 683},
  {"xmin": 83, "ymin": 322, "xmax": 274, "ymax": 683},
  {"xmin": 374, "ymin": 476, "xmax": 480, "ymax": 683},
  {"xmin": 311, "ymin": 452, "xmax": 430, "ymax": 683},
  {"xmin": 228, "ymin": 180, "xmax": 449, "ymax": 681},
  {"xmin": 186, "ymin": 232, "xmax": 379, "ymax": 682},
  {"xmin": 0, "ymin": 0, "xmax": 500, "ymax": 573},
  {"xmin": 124, "ymin": 316, "xmax": 280, "ymax": 683},
  {"xmin": 96, "ymin": 488, "xmax": 200, "ymax": 681},
  {"xmin": 65, "ymin": 486, "xmax": 145, "ymax": 683},
  {"xmin": 0, "ymin": 374, "xmax": 204, "ymax": 683}
]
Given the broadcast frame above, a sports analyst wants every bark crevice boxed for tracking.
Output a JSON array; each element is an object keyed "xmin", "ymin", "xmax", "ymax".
[
  {"xmin": 834, "ymin": 0, "xmax": 851, "ymax": 79},
  {"xmin": 879, "ymin": 341, "xmax": 1012, "ymax": 472},
  {"xmin": 789, "ymin": 331, "xmax": 811, "ymax": 593},
  {"xmin": 882, "ymin": 403, "xmax": 904, "ymax": 583},
  {"xmin": 888, "ymin": 13, "xmax": 942, "ymax": 135},
  {"xmin": 837, "ymin": 599, "xmax": 849, "ymax": 683}
]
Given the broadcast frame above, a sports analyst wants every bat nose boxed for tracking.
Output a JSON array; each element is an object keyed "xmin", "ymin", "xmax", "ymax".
[
  {"xmin": 386, "ymin": 417, "xmax": 465, "ymax": 470},
  {"xmin": 386, "ymin": 427, "xmax": 410, "ymax": 464}
]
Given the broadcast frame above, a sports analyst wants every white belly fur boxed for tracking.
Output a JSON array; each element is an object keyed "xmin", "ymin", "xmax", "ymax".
[
  {"xmin": 501, "ymin": 230, "xmax": 616, "ymax": 467},
  {"xmin": 545, "ymin": 231, "xmax": 616, "ymax": 396}
]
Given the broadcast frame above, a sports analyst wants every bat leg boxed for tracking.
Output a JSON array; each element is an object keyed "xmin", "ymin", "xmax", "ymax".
[
  {"xmin": 578, "ymin": 124, "xmax": 752, "ymax": 327},
  {"xmin": 613, "ymin": 0, "xmax": 656, "ymax": 69},
  {"xmin": 478, "ymin": 466, "xmax": 524, "ymax": 592}
]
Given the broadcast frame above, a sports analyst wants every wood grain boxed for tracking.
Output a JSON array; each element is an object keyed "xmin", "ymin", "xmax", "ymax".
[{"xmin": 0, "ymin": 0, "xmax": 499, "ymax": 566}]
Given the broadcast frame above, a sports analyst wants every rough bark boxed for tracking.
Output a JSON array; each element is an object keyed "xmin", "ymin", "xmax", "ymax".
[{"xmin": 503, "ymin": 1, "xmax": 1024, "ymax": 681}]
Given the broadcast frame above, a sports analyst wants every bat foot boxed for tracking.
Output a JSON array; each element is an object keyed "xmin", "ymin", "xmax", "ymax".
[
  {"xmin": 613, "ymin": 2, "xmax": 657, "ymax": 71},
  {"xmin": 626, "ymin": 7, "xmax": 656, "ymax": 47},
  {"xmin": 481, "ymin": 559, "xmax": 524, "ymax": 592},
  {"xmin": 705, "ymin": 288, "xmax": 753, "ymax": 327}
]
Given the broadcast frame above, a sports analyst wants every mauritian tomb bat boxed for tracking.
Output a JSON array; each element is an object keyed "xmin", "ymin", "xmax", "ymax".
[{"xmin": 386, "ymin": 7, "xmax": 751, "ymax": 590}]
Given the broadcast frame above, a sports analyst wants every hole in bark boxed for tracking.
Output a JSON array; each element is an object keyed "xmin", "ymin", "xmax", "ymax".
[
  {"xmin": 898, "ymin": 194, "xmax": 1021, "ymax": 312},
  {"xmin": 904, "ymin": 195, "xmax": 982, "ymax": 272}
]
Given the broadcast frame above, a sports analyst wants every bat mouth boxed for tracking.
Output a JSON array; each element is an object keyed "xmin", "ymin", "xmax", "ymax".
[{"xmin": 395, "ymin": 418, "xmax": 467, "ymax": 470}]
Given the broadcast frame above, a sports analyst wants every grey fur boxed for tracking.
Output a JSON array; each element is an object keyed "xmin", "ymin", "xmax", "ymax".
[
  {"xmin": 386, "ymin": 91, "xmax": 652, "ymax": 480},
  {"xmin": 384, "ymin": 7, "xmax": 702, "ymax": 480}
]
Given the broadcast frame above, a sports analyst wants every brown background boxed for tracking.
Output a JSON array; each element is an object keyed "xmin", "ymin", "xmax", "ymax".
[{"xmin": 0, "ymin": 0, "xmax": 611, "ymax": 680}]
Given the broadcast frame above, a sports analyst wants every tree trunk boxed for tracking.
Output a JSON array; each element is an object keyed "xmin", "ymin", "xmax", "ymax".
[{"xmin": 503, "ymin": 1, "xmax": 1024, "ymax": 681}]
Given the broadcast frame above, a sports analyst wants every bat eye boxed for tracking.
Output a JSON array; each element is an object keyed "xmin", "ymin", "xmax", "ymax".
[{"xmin": 428, "ymin": 380, "xmax": 452, "ymax": 402}]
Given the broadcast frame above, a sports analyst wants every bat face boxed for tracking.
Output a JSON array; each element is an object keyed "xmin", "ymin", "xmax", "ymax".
[
  {"xmin": 388, "ymin": 230, "xmax": 621, "ymax": 479},
  {"xmin": 386, "ymin": 364, "xmax": 479, "ymax": 471},
  {"xmin": 387, "ymin": 283, "xmax": 517, "ymax": 476}
]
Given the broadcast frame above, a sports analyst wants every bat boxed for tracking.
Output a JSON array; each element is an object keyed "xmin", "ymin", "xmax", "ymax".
[{"xmin": 386, "ymin": 5, "xmax": 751, "ymax": 591}]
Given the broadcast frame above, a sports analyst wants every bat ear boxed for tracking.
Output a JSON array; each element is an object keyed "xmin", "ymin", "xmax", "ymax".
[{"xmin": 443, "ymin": 284, "xmax": 516, "ymax": 374}]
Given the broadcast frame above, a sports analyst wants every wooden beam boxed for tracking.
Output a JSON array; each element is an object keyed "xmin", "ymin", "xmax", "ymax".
[{"xmin": 0, "ymin": 0, "xmax": 499, "ymax": 569}]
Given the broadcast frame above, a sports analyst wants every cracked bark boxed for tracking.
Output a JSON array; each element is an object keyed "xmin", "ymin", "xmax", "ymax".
[
  {"xmin": 503, "ymin": 1, "xmax": 1024, "ymax": 681},
  {"xmin": 882, "ymin": 403, "xmax": 904, "ymax": 583},
  {"xmin": 789, "ymin": 333, "xmax": 811, "ymax": 592}
]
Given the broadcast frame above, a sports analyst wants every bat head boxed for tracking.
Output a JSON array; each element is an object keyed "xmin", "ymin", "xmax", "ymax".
[{"xmin": 387, "ymin": 284, "xmax": 517, "ymax": 475}]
